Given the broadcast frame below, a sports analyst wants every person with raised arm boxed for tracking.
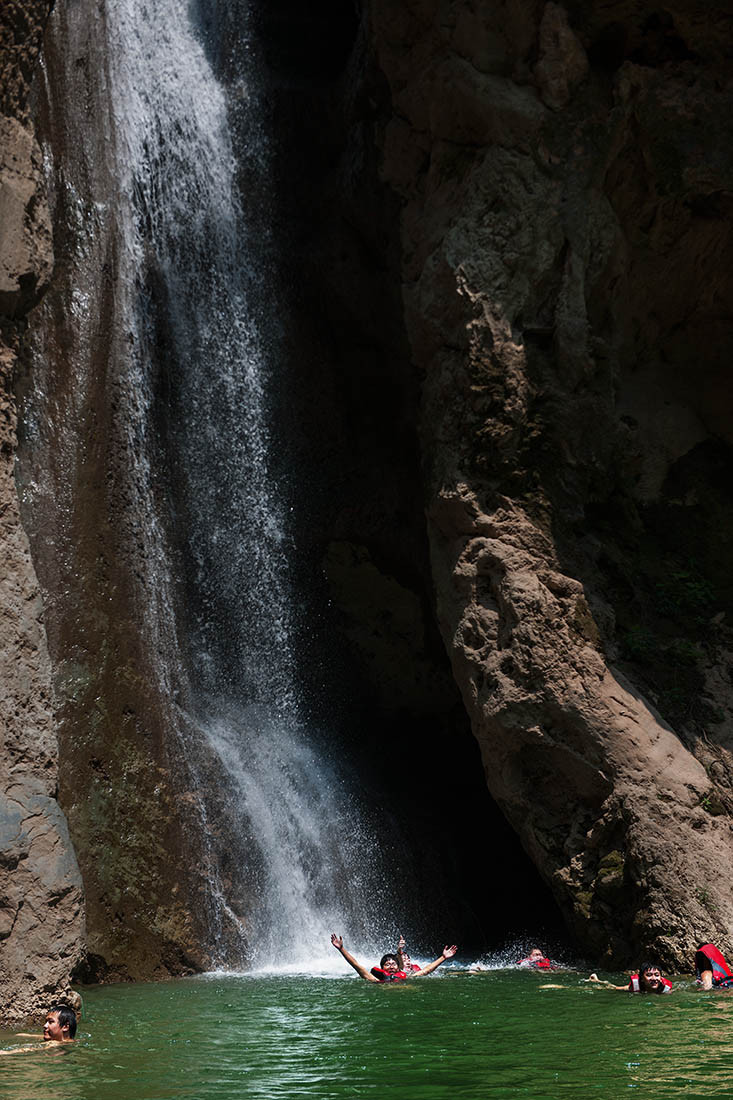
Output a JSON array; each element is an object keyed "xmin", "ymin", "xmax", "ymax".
[
  {"xmin": 396, "ymin": 934, "xmax": 421, "ymax": 973},
  {"xmin": 330, "ymin": 934, "xmax": 457, "ymax": 982}
]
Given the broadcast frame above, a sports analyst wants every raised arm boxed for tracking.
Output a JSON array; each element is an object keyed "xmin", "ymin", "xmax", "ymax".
[
  {"xmin": 396, "ymin": 934, "xmax": 406, "ymax": 971},
  {"xmin": 331, "ymin": 934, "xmax": 379, "ymax": 982},
  {"xmin": 413, "ymin": 944, "xmax": 457, "ymax": 977}
]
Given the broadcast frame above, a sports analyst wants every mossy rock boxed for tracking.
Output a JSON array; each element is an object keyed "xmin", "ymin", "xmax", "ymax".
[
  {"xmin": 597, "ymin": 849, "xmax": 625, "ymax": 877},
  {"xmin": 575, "ymin": 889, "xmax": 593, "ymax": 919},
  {"xmin": 573, "ymin": 596, "xmax": 601, "ymax": 646}
]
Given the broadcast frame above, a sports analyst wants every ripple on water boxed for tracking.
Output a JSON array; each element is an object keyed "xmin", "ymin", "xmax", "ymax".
[{"xmin": 2, "ymin": 973, "xmax": 731, "ymax": 1099}]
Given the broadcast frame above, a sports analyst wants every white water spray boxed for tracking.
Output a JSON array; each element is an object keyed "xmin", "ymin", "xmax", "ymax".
[{"xmin": 35, "ymin": 0, "xmax": 396, "ymax": 970}]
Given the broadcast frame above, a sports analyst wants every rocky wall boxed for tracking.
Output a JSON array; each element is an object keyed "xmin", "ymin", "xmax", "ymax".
[
  {"xmin": 0, "ymin": 0, "xmax": 86, "ymax": 1024},
  {"xmin": 371, "ymin": 0, "xmax": 733, "ymax": 967},
  {"xmin": 13, "ymin": 0, "xmax": 216, "ymax": 982}
]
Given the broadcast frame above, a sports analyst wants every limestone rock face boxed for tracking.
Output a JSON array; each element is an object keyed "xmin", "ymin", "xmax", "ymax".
[
  {"xmin": 0, "ymin": 116, "xmax": 53, "ymax": 316},
  {"xmin": 12, "ymin": 0, "xmax": 225, "ymax": 983},
  {"xmin": 0, "ymin": 0, "xmax": 86, "ymax": 1022},
  {"xmin": 371, "ymin": 0, "xmax": 733, "ymax": 966},
  {"xmin": 0, "ymin": 343, "xmax": 85, "ymax": 1021},
  {"xmin": 0, "ymin": 0, "xmax": 53, "ymax": 123},
  {"xmin": 0, "ymin": 3, "xmax": 54, "ymax": 317}
]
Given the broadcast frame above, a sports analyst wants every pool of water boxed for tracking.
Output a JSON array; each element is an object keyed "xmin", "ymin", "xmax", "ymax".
[{"xmin": 2, "ymin": 969, "xmax": 732, "ymax": 1099}]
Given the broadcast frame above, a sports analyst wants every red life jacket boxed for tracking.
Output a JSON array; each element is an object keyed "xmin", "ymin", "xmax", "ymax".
[
  {"xmin": 628, "ymin": 973, "xmax": 672, "ymax": 993},
  {"xmin": 370, "ymin": 967, "xmax": 407, "ymax": 982},
  {"xmin": 696, "ymin": 944, "xmax": 733, "ymax": 987},
  {"xmin": 517, "ymin": 956, "xmax": 552, "ymax": 969}
]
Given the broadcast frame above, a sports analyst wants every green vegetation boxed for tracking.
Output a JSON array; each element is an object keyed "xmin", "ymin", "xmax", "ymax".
[
  {"xmin": 621, "ymin": 626, "xmax": 655, "ymax": 662},
  {"xmin": 700, "ymin": 791, "xmax": 726, "ymax": 816},
  {"xmin": 696, "ymin": 885, "xmax": 719, "ymax": 915},
  {"xmin": 654, "ymin": 561, "xmax": 714, "ymax": 622}
]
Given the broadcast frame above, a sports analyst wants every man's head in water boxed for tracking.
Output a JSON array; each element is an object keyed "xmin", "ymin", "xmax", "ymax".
[
  {"xmin": 379, "ymin": 953, "xmax": 401, "ymax": 973},
  {"xmin": 527, "ymin": 949, "xmax": 544, "ymax": 961},
  {"xmin": 43, "ymin": 1005, "xmax": 77, "ymax": 1042},
  {"xmin": 638, "ymin": 963, "xmax": 666, "ymax": 993}
]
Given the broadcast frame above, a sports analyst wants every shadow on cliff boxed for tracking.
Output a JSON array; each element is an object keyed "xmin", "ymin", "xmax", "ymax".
[{"xmin": 229, "ymin": 0, "xmax": 568, "ymax": 951}]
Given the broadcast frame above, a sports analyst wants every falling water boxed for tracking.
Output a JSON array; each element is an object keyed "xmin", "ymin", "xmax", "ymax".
[{"xmin": 31, "ymin": 0, "xmax": 398, "ymax": 969}]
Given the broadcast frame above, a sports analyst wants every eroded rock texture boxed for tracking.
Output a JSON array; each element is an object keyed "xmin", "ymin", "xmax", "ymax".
[
  {"xmin": 0, "ymin": 0, "xmax": 86, "ymax": 1023},
  {"xmin": 371, "ymin": 0, "xmax": 733, "ymax": 966},
  {"xmin": 13, "ymin": 2, "xmax": 215, "ymax": 982}
]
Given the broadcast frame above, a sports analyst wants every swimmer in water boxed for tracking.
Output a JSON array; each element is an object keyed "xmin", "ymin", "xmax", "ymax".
[
  {"xmin": 14, "ymin": 990, "xmax": 82, "ymax": 1038},
  {"xmin": 587, "ymin": 963, "xmax": 672, "ymax": 993},
  {"xmin": 0, "ymin": 1003, "xmax": 77, "ymax": 1055},
  {"xmin": 330, "ymin": 934, "xmax": 457, "ymax": 982},
  {"xmin": 396, "ymin": 934, "xmax": 421, "ymax": 973},
  {"xmin": 694, "ymin": 943, "xmax": 733, "ymax": 989},
  {"xmin": 460, "ymin": 947, "xmax": 553, "ymax": 974},
  {"xmin": 516, "ymin": 948, "xmax": 553, "ymax": 969}
]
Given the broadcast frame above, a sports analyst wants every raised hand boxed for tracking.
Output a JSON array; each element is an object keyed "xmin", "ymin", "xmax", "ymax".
[
  {"xmin": 331, "ymin": 934, "xmax": 343, "ymax": 950},
  {"xmin": 443, "ymin": 945, "xmax": 458, "ymax": 959}
]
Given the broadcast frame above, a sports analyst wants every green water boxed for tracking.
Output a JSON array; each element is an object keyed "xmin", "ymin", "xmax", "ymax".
[{"xmin": 2, "ymin": 970, "xmax": 732, "ymax": 1100}]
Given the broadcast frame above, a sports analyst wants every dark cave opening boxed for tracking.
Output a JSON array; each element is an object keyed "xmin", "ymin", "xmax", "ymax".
[
  {"xmin": 257, "ymin": 0, "xmax": 361, "ymax": 82},
  {"xmin": 243, "ymin": 0, "xmax": 568, "ymax": 956}
]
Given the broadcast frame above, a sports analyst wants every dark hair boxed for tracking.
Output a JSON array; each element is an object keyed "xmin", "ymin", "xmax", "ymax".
[
  {"xmin": 49, "ymin": 1004, "xmax": 77, "ymax": 1038},
  {"xmin": 379, "ymin": 954, "xmax": 399, "ymax": 970}
]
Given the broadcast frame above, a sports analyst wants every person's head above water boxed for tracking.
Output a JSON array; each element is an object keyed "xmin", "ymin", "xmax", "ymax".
[
  {"xmin": 44, "ymin": 1005, "xmax": 77, "ymax": 1042},
  {"xmin": 379, "ymin": 954, "xmax": 401, "ymax": 972},
  {"xmin": 528, "ymin": 948, "xmax": 544, "ymax": 960},
  {"xmin": 638, "ymin": 963, "xmax": 666, "ymax": 993}
]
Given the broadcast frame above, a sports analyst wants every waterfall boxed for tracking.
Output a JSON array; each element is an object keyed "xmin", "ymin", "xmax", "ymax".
[{"xmin": 30, "ymin": 0, "xmax": 398, "ymax": 970}]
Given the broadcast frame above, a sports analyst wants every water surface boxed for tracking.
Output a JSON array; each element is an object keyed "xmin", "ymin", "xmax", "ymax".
[{"xmin": 2, "ymin": 969, "xmax": 731, "ymax": 1099}]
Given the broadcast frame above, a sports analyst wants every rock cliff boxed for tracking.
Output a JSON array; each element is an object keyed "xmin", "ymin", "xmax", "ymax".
[
  {"xmin": 371, "ymin": 0, "xmax": 733, "ymax": 966},
  {"xmin": 0, "ymin": 0, "xmax": 86, "ymax": 1023},
  {"xmin": 12, "ymin": 1, "xmax": 216, "ymax": 985}
]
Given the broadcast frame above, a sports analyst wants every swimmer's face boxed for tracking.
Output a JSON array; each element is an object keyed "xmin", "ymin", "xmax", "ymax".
[
  {"xmin": 382, "ymin": 957, "xmax": 399, "ymax": 972},
  {"xmin": 642, "ymin": 967, "xmax": 662, "ymax": 989},
  {"xmin": 529, "ymin": 949, "xmax": 543, "ymax": 960},
  {"xmin": 43, "ymin": 1012, "xmax": 67, "ymax": 1042}
]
